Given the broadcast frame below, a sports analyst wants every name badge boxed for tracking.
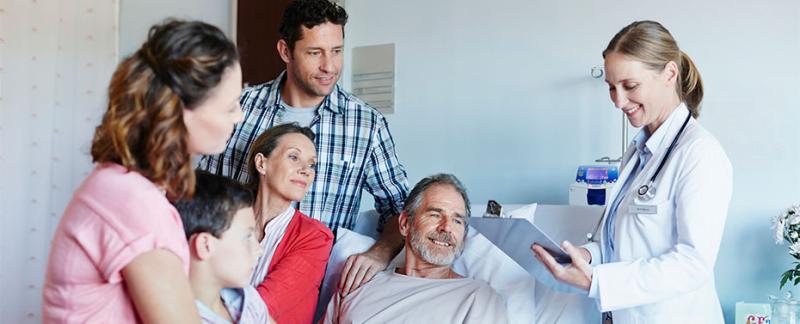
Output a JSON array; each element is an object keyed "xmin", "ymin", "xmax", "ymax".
[{"xmin": 629, "ymin": 204, "xmax": 657, "ymax": 214}]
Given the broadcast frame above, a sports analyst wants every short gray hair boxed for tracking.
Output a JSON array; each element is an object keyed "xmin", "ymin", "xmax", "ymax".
[{"xmin": 404, "ymin": 173, "xmax": 470, "ymax": 228}]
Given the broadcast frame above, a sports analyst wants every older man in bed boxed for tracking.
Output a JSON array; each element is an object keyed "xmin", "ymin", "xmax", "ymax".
[{"xmin": 322, "ymin": 174, "xmax": 509, "ymax": 324}]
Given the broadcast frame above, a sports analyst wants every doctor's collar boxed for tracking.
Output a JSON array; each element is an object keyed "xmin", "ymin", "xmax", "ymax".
[{"xmin": 640, "ymin": 103, "xmax": 690, "ymax": 154}]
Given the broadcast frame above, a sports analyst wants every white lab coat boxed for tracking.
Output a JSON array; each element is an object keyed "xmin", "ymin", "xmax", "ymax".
[{"xmin": 584, "ymin": 104, "xmax": 732, "ymax": 323}]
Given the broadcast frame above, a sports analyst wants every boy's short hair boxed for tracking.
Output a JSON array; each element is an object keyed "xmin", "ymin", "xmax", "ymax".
[{"xmin": 174, "ymin": 171, "xmax": 254, "ymax": 240}]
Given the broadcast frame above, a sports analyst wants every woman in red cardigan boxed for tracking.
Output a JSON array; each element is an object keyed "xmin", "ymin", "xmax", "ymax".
[{"xmin": 245, "ymin": 123, "xmax": 334, "ymax": 324}]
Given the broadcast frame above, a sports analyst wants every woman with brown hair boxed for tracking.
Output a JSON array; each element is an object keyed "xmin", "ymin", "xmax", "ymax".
[
  {"xmin": 43, "ymin": 20, "xmax": 243, "ymax": 323},
  {"xmin": 533, "ymin": 21, "xmax": 732, "ymax": 323}
]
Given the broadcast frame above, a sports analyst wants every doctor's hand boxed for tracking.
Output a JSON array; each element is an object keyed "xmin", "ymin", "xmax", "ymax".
[{"xmin": 531, "ymin": 241, "xmax": 593, "ymax": 291}]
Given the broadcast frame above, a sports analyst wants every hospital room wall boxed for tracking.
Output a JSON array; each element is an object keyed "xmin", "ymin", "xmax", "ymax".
[
  {"xmin": 116, "ymin": 0, "xmax": 800, "ymax": 319},
  {"xmin": 343, "ymin": 0, "xmax": 800, "ymax": 320},
  {"xmin": 118, "ymin": 0, "xmax": 232, "ymax": 58}
]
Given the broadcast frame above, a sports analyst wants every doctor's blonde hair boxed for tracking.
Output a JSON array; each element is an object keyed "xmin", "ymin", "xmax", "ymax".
[{"xmin": 603, "ymin": 20, "xmax": 704, "ymax": 118}]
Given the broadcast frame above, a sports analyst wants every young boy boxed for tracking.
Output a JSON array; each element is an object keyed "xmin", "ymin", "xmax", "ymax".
[{"xmin": 174, "ymin": 171, "xmax": 271, "ymax": 323}]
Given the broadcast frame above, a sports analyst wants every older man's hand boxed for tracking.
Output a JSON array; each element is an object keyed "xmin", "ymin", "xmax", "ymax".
[{"xmin": 531, "ymin": 241, "xmax": 593, "ymax": 291}]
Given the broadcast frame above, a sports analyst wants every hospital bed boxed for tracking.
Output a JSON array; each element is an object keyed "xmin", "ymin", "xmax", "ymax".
[{"xmin": 317, "ymin": 204, "xmax": 603, "ymax": 324}]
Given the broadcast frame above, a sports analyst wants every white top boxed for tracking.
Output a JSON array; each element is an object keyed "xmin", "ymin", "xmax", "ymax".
[
  {"xmin": 195, "ymin": 287, "xmax": 271, "ymax": 324},
  {"xmin": 584, "ymin": 104, "xmax": 732, "ymax": 323},
  {"xmin": 322, "ymin": 268, "xmax": 509, "ymax": 324},
  {"xmin": 249, "ymin": 206, "xmax": 295, "ymax": 286}
]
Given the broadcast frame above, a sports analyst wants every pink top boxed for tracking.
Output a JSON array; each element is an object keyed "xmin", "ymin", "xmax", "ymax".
[{"xmin": 42, "ymin": 163, "xmax": 190, "ymax": 323}]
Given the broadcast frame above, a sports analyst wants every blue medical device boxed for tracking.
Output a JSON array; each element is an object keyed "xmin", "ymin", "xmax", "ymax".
[
  {"xmin": 570, "ymin": 165, "xmax": 619, "ymax": 205},
  {"xmin": 575, "ymin": 165, "xmax": 619, "ymax": 185}
]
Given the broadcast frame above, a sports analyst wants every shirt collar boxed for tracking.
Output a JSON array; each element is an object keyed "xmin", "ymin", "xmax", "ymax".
[
  {"xmin": 270, "ymin": 70, "xmax": 342, "ymax": 114},
  {"xmin": 220, "ymin": 288, "xmax": 244, "ymax": 320},
  {"xmin": 634, "ymin": 103, "xmax": 691, "ymax": 156},
  {"xmin": 261, "ymin": 206, "xmax": 295, "ymax": 237}
]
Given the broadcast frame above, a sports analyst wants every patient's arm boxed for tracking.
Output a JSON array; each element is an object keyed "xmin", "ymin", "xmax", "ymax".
[{"xmin": 339, "ymin": 214, "xmax": 404, "ymax": 295}]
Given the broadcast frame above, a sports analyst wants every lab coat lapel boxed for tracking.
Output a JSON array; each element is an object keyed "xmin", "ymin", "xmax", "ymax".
[
  {"xmin": 598, "ymin": 144, "xmax": 639, "ymax": 254},
  {"xmin": 633, "ymin": 106, "xmax": 692, "ymax": 193},
  {"xmin": 608, "ymin": 149, "xmax": 638, "ymax": 206}
]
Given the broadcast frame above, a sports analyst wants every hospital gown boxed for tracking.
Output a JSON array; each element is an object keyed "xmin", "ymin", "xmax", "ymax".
[{"xmin": 322, "ymin": 268, "xmax": 509, "ymax": 324}]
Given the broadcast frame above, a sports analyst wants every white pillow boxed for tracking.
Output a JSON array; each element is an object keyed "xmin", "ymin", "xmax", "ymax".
[
  {"xmin": 315, "ymin": 228, "xmax": 376, "ymax": 322},
  {"xmin": 502, "ymin": 204, "xmax": 601, "ymax": 323},
  {"xmin": 453, "ymin": 225, "xmax": 537, "ymax": 324}
]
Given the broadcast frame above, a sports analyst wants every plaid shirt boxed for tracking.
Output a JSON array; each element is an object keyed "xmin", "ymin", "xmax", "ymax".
[{"xmin": 198, "ymin": 71, "xmax": 409, "ymax": 233}]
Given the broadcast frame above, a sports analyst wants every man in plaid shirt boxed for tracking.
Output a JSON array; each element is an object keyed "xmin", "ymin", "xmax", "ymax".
[{"xmin": 197, "ymin": 0, "xmax": 409, "ymax": 295}]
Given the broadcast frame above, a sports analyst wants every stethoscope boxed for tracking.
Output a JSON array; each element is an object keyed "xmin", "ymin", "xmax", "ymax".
[{"xmin": 587, "ymin": 113, "xmax": 692, "ymax": 243}]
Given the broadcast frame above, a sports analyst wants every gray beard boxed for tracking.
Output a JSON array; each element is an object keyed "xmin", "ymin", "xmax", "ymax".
[{"xmin": 408, "ymin": 229, "xmax": 464, "ymax": 266}]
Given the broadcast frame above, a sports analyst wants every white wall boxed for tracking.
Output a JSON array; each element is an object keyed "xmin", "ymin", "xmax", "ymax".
[
  {"xmin": 0, "ymin": 2, "xmax": 119, "ymax": 322},
  {"xmin": 343, "ymin": 0, "xmax": 800, "ymax": 321},
  {"xmin": 119, "ymin": 0, "xmax": 233, "ymax": 58}
]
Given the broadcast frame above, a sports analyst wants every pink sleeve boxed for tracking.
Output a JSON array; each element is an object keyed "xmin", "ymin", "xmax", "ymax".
[{"xmin": 74, "ymin": 188, "xmax": 190, "ymax": 283}]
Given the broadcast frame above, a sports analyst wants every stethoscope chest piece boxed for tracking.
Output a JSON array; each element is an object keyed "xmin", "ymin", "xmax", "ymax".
[
  {"xmin": 637, "ymin": 182, "xmax": 656, "ymax": 201},
  {"xmin": 634, "ymin": 113, "xmax": 691, "ymax": 203}
]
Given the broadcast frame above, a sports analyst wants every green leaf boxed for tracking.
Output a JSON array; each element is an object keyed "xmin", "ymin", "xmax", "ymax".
[
  {"xmin": 780, "ymin": 270, "xmax": 795, "ymax": 289},
  {"xmin": 794, "ymin": 276, "xmax": 800, "ymax": 286},
  {"xmin": 781, "ymin": 272, "xmax": 791, "ymax": 289}
]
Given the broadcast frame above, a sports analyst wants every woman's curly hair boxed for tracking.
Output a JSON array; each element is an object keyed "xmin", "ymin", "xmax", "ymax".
[{"xmin": 91, "ymin": 19, "xmax": 238, "ymax": 200}]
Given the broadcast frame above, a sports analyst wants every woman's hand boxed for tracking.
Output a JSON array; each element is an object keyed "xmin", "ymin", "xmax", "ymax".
[
  {"xmin": 339, "ymin": 248, "xmax": 391, "ymax": 296},
  {"xmin": 531, "ymin": 241, "xmax": 593, "ymax": 291}
]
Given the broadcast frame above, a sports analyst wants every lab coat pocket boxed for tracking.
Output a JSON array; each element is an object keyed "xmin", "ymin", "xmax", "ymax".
[{"xmin": 631, "ymin": 197, "xmax": 675, "ymax": 252}]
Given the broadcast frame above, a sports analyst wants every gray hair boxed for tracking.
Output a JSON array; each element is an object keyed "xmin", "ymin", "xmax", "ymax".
[{"xmin": 404, "ymin": 173, "xmax": 470, "ymax": 228}]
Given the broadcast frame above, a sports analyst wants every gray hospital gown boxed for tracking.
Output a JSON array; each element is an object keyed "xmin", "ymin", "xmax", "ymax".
[{"xmin": 323, "ymin": 269, "xmax": 509, "ymax": 324}]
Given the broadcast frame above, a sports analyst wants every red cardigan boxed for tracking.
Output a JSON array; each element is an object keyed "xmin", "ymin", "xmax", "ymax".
[{"xmin": 256, "ymin": 209, "xmax": 333, "ymax": 324}]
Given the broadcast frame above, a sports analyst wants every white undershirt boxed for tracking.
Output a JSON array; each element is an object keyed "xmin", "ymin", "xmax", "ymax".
[{"xmin": 249, "ymin": 206, "xmax": 295, "ymax": 286}]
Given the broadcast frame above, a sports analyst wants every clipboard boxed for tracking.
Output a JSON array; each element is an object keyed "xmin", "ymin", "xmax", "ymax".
[{"xmin": 469, "ymin": 217, "xmax": 572, "ymax": 268}]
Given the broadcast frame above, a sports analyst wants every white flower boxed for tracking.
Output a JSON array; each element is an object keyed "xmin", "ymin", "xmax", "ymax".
[
  {"xmin": 789, "ymin": 241, "xmax": 800, "ymax": 256},
  {"xmin": 791, "ymin": 231, "xmax": 798, "ymax": 239},
  {"xmin": 792, "ymin": 205, "xmax": 800, "ymax": 217},
  {"xmin": 790, "ymin": 213, "xmax": 800, "ymax": 225},
  {"xmin": 775, "ymin": 214, "xmax": 787, "ymax": 244}
]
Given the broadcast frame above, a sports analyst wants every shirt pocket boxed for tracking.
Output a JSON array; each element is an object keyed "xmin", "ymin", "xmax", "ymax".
[{"xmin": 314, "ymin": 158, "xmax": 355, "ymax": 214}]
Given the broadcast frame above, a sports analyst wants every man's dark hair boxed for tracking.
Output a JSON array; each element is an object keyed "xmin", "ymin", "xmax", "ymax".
[
  {"xmin": 174, "ymin": 171, "xmax": 254, "ymax": 240},
  {"xmin": 279, "ymin": 0, "xmax": 348, "ymax": 50}
]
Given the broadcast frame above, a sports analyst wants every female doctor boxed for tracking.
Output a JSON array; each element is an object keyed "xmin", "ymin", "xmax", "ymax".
[{"xmin": 532, "ymin": 20, "xmax": 732, "ymax": 323}]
